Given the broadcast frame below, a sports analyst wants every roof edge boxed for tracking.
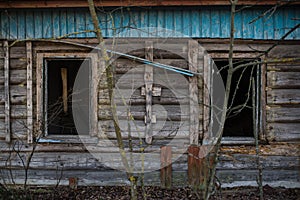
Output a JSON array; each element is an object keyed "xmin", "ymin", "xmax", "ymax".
[{"xmin": 0, "ymin": 0, "xmax": 299, "ymax": 9}]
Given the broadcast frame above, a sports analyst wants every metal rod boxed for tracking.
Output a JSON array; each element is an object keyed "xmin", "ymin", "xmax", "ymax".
[{"xmin": 51, "ymin": 40, "xmax": 199, "ymax": 76}]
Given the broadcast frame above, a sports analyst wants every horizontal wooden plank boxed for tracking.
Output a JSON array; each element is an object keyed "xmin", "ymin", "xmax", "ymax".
[
  {"xmin": 269, "ymin": 45, "xmax": 300, "ymax": 58},
  {"xmin": 267, "ymin": 106, "xmax": 300, "ymax": 122},
  {"xmin": 0, "ymin": 105, "xmax": 27, "ymax": 118},
  {"xmin": 0, "ymin": 168, "xmax": 299, "ymax": 188},
  {"xmin": 267, "ymin": 62, "xmax": 300, "ymax": 72},
  {"xmin": 267, "ymin": 71, "xmax": 300, "ymax": 88},
  {"xmin": 0, "ymin": 59, "xmax": 27, "ymax": 71},
  {"xmin": 221, "ymin": 144, "xmax": 300, "ymax": 157},
  {"xmin": 113, "ymin": 58, "xmax": 188, "ymax": 74},
  {"xmin": 0, "ymin": 118, "xmax": 27, "ymax": 137},
  {"xmin": 98, "ymin": 120, "xmax": 190, "ymax": 139},
  {"xmin": 267, "ymin": 123, "xmax": 300, "ymax": 142},
  {"xmin": 98, "ymin": 104, "xmax": 192, "ymax": 121},
  {"xmin": 0, "ymin": 85, "xmax": 27, "ymax": 104},
  {"xmin": 0, "ymin": 168, "xmax": 189, "ymax": 187},
  {"xmin": 217, "ymin": 154, "xmax": 299, "ymax": 170},
  {"xmin": 267, "ymin": 89, "xmax": 300, "ymax": 104},
  {"xmin": 0, "ymin": 69, "xmax": 26, "ymax": 85},
  {"xmin": 99, "ymin": 88, "xmax": 191, "ymax": 105},
  {"xmin": 115, "ymin": 72, "xmax": 190, "ymax": 89},
  {"xmin": 1, "ymin": 150, "xmax": 298, "ymax": 173},
  {"xmin": 0, "ymin": 46, "xmax": 26, "ymax": 59},
  {"xmin": 216, "ymin": 169, "xmax": 300, "ymax": 187},
  {"xmin": 0, "ymin": 151, "xmax": 187, "ymax": 171}
]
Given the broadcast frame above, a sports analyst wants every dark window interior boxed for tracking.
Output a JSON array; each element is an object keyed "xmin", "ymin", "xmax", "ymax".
[
  {"xmin": 214, "ymin": 60, "xmax": 257, "ymax": 137},
  {"xmin": 46, "ymin": 59, "xmax": 89, "ymax": 135}
]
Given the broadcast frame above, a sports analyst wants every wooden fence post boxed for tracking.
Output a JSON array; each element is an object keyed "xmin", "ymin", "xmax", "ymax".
[
  {"xmin": 160, "ymin": 146, "xmax": 172, "ymax": 188},
  {"xmin": 188, "ymin": 145, "xmax": 210, "ymax": 189}
]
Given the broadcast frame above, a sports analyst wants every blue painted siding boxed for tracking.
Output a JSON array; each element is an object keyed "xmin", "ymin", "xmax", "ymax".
[{"xmin": 0, "ymin": 6, "xmax": 299, "ymax": 40}]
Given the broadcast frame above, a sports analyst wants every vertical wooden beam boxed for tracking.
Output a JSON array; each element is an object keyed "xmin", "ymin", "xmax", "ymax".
[
  {"xmin": 26, "ymin": 41, "xmax": 33, "ymax": 143},
  {"xmin": 160, "ymin": 146, "xmax": 172, "ymax": 188},
  {"xmin": 90, "ymin": 54, "xmax": 99, "ymax": 137},
  {"xmin": 203, "ymin": 54, "xmax": 211, "ymax": 142},
  {"xmin": 188, "ymin": 40, "xmax": 199, "ymax": 145},
  {"xmin": 144, "ymin": 41, "xmax": 153, "ymax": 144},
  {"xmin": 4, "ymin": 41, "xmax": 10, "ymax": 142},
  {"xmin": 260, "ymin": 57, "xmax": 267, "ymax": 141},
  {"xmin": 36, "ymin": 53, "xmax": 44, "ymax": 137},
  {"xmin": 61, "ymin": 68, "xmax": 68, "ymax": 113}
]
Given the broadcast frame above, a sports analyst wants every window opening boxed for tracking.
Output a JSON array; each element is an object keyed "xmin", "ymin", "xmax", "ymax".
[
  {"xmin": 214, "ymin": 60, "xmax": 259, "ymax": 137},
  {"xmin": 45, "ymin": 59, "xmax": 90, "ymax": 135}
]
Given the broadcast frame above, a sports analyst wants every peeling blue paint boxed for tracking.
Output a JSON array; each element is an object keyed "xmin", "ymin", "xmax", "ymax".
[{"xmin": 0, "ymin": 6, "xmax": 299, "ymax": 40}]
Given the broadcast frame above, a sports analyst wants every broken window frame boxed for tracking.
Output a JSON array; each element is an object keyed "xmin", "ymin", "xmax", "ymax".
[
  {"xmin": 35, "ymin": 52, "xmax": 99, "ymax": 143},
  {"xmin": 205, "ymin": 53, "xmax": 265, "ymax": 145}
]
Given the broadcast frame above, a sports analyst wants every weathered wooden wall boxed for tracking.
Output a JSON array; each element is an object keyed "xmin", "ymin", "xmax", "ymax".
[
  {"xmin": 266, "ymin": 45, "xmax": 300, "ymax": 142},
  {"xmin": 0, "ymin": 42, "xmax": 28, "ymax": 140},
  {"xmin": 0, "ymin": 39, "xmax": 299, "ymax": 188}
]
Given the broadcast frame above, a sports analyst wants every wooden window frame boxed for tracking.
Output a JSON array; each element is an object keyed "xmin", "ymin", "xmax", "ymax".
[
  {"xmin": 206, "ymin": 53, "xmax": 266, "ymax": 145},
  {"xmin": 36, "ymin": 52, "xmax": 99, "ymax": 143}
]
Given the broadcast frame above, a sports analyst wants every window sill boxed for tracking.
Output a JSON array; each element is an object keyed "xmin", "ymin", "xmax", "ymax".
[
  {"xmin": 38, "ymin": 135, "xmax": 99, "ymax": 144},
  {"xmin": 221, "ymin": 137, "xmax": 255, "ymax": 145}
]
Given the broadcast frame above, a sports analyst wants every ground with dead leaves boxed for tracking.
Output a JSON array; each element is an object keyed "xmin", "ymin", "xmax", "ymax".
[{"xmin": 0, "ymin": 185, "xmax": 299, "ymax": 200}]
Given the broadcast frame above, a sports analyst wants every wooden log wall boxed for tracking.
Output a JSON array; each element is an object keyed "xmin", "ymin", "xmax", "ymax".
[
  {"xmin": 97, "ymin": 39, "xmax": 196, "ymax": 149},
  {"xmin": 0, "ymin": 41, "xmax": 28, "ymax": 140},
  {"xmin": 266, "ymin": 45, "xmax": 300, "ymax": 142},
  {"xmin": 0, "ymin": 39, "xmax": 299, "ymax": 188}
]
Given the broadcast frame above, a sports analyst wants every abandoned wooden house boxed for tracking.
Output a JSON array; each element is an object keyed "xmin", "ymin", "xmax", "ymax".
[{"xmin": 0, "ymin": 0, "xmax": 299, "ymax": 188}]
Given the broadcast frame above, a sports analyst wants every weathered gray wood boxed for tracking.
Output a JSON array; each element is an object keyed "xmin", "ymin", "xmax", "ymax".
[
  {"xmin": 141, "ymin": 86, "xmax": 161, "ymax": 97},
  {"xmin": 202, "ymin": 43, "xmax": 272, "ymax": 52},
  {"xmin": 98, "ymin": 104, "xmax": 192, "ymax": 121},
  {"xmin": 4, "ymin": 41, "xmax": 10, "ymax": 142},
  {"xmin": 0, "ymin": 85, "xmax": 27, "ymax": 105},
  {"xmin": 113, "ymin": 58, "xmax": 144, "ymax": 74},
  {"xmin": 0, "ymin": 46, "xmax": 26, "ymax": 59},
  {"xmin": 203, "ymin": 54, "xmax": 211, "ymax": 141},
  {"xmin": 0, "ymin": 151, "xmax": 185, "ymax": 171},
  {"xmin": 0, "ymin": 59, "xmax": 27, "ymax": 70},
  {"xmin": 100, "ymin": 88, "xmax": 190, "ymax": 105},
  {"xmin": 267, "ymin": 71, "xmax": 300, "ymax": 88},
  {"xmin": 267, "ymin": 89, "xmax": 300, "ymax": 104},
  {"xmin": 0, "ymin": 105, "xmax": 27, "ymax": 118},
  {"xmin": 217, "ymin": 154, "xmax": 300, "ymax": 170},
  {"xmin": 260, "ymin": 58, "xmax": 267, "ymax": 141},
  {"xmin": 269, "ymin": 45, "xmax": 300, "ymax": 58},
  {"xmin": 267, "ymin": 62, "xmax": 300, "ymax": 72},
  {"xmin": 26, "ymin": 41, "xmax": 33, "ymax": 143},
  {"xmin": 1, "ymin": 168, "xmax": 298, "ymax": 188},
  {"xmin": 188, "ymin": 40, "xmax": 199, "ymax": 145},
  {"xmin": 98, "ymin": 120, "xmax": 190, "ymax": 139},
  {"xmin": 0, "ymin": 70, "xmax": 26, "ymax": 84},
  {"xmin": 145, "ymin": 41, "xmax": 154, "ymax": 144},
  {"xmin": 216, "ymin": 169, "xmax": 300, "ymax": 187},
  {"xmin": 267, "ymin": 106, "xmax": 300, "ymax": 122},
  {"xmin": 36, "ymin": 53, "xmax": 43, "ymax": 136},
  {"xmin": 0, "ymin": 118, "xmax": 27, "ymax": 137},
  {"xmin": 115, "ymin": 73, "xmax": 189, "ymax": 89},
  {"xmin": 267, "ymin": 123, "xmax": 300, "ymax": 142},
  {"xmin": 91, "ymin": 55, "xmax": 101, "ymax": 137},
  {"xmin": 0, "ymin": 118, "xmax": 5, "ymax": 137}
]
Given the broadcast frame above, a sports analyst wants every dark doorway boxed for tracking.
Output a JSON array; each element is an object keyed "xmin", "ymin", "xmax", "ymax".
[
  {"xmin": 214, "ymin": 60, "xmax": 258, "ymax": 137},
  {"xmin": 46, "ymin": 59, "xmax": 90, "ymax": 135}
]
